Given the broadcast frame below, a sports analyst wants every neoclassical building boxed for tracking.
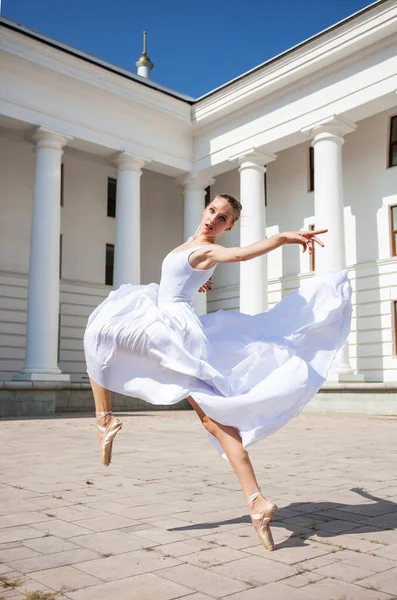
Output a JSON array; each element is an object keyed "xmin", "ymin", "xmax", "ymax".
[{"xmin": 1, "ymin": 0, "xmax": 397, "ymax": 415}]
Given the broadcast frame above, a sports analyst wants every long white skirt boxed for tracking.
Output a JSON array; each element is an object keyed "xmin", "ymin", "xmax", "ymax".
[{"xmin": 84, "ymin": 270, "xmax": 352, "ymax": 457}]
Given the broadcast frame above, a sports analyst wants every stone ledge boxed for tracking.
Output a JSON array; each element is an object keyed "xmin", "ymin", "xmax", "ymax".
[
  {"xmin": 1, "ymin": 381, "xmax": 397, "ymax": 417},
  {"xmin": 0, "ymin": 386, "xmax": 190, "ymax": 417}
]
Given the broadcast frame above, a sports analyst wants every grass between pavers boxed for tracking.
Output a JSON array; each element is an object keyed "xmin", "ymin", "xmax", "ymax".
[
  {"xmin": 21, "ymin": 593, "xmax": 59, "ymax": 600},
  {"xmin": 0, "ymin": 575, "xmax": 23, "ymax": 589}
]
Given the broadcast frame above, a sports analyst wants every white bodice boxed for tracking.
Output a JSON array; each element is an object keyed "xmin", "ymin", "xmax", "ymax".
[{"xmin": 158, "ymin": 246, "xmax": 216, "ymax": 307}]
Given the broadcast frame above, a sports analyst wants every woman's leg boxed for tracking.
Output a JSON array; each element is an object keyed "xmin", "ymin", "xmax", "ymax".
[
  {"xmin": 90, "ymin": 378, "xmax": 122, "ymax": 467},
  {"xmin": 90, "ymin": 377, "xmax": 112, "ymax": 429},
  {"xmin": 187, "ymin": 396, "xmax": 271, "ymax": 520}
]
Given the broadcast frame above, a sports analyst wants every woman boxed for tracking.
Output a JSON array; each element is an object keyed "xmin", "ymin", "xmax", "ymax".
[{"xmin": 84, "ymin": 193, "xmax": 352, "ymax": 551}]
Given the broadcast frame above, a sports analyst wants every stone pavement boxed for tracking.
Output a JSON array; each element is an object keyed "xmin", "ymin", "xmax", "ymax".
[{"xmin": 0, "ymin": 411, "xmax": 397, "ymax": 600}]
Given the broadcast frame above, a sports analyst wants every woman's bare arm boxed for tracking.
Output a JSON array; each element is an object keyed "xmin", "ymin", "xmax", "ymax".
[{"xmin": 189, "ymin": 230, "xmax": 327, "ymax": 269}]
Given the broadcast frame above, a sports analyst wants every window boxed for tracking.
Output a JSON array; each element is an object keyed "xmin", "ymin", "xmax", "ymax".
[
  {"xmin": 57, "ymin": 310, "xmax": 61, "ymax": 365},
  {"xmin": 309, "ymin": 224, "xmax": 315, "ymax": 271},
  {"xmin": 264, "ymin": 171, "xmax": 267, "ymax": 207},
  {"xmin": 59, "ymin": 234, "xmax": 63, "ymax": 279},
  {"xmin": 60, "ymin": 163, "xmax": 64, "ymax": 206},
  {"xmin": 105, "ymin": 244, "xmax": 114, "ymax": 286},
  {"xmin": 394, "ymin": 301, "xmax": 397, "ymax": 355},
  {"xmin": 205, "ymin": 186, "xmax": 211, "ymax": 207},
  {"xmin": 309, "ymin": 146, "xmax": 314, "ymax": 192},
  {"xmin": 390, "ymin": 205, "xmax": 397, "ymax": 256},
  {"xmin": 389, "ymin": 116, "xmax": 397, "ymax": 168},
  {"xmin": 107, "ymin": 178, "xmax": 117, "ymax": 217}
]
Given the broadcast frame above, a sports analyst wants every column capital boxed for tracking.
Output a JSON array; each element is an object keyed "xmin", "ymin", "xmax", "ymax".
[
  {"xmin": 177, "ymin": 172, "xmax": 215, "ymax": 191},
  {"xmin": 112, "ymin": 152, "xmax": 150, "ymax": 173},
  {"xmin": 27, "ymin": 126, "xmax": 73, "ymax": 150},
  {"xmin": 302, "ymin": 115, "xmax": 357, "ymax": 143},
  {"xmin": 230, "ymin": 149, "xmax": 277, "ymax": 171}
]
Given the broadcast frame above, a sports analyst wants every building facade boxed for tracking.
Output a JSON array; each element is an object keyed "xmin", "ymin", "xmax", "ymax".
[{"xmin": 1, "ymin": 0, "xmax": 397, "ymax": 414}]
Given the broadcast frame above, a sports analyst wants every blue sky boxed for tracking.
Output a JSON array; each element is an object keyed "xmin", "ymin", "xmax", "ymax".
[{"xmin": 2, "ymin": 0, "xmax": 378, "ymax": 98}]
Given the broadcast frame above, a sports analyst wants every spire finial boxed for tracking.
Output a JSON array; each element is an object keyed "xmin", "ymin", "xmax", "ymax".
[
  {"xmin": 136, "ymin": 30, "xmax": 154, "ymax": 78},
  {"xmin": 143, "ymin": 31, "xmax": 147, "ymax": 55}
]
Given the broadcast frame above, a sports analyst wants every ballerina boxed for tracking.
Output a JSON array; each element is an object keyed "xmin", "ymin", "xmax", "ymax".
[{"xmin": 84, "ymin": 193, "xmax": 352, "ymax": 551}]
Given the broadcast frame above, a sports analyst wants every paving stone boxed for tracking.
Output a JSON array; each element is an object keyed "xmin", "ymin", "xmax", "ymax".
[
  {"xmin": 371, "ymin": 543, "xmax": 397, "ymax": 560},
  {"xmin": 313, "ymin": 561, "xmax": 374, "ymax": 583},
  {"xmin": 357, "ymin": 567, "xmax": 397, "ymax": 596},
  {"xmin": 22, "ymin": 536, "xmax": 78, "ymax": 554},
  {"xmin": 71, "ymin": 514, "xmax": 140, "ymax": 532},
  {"xmin": 30, "ymin": 519, "xmax": 93, "ymax": 538},
  {"xmin": 313, "ymin": 519, "xmax": 365, "ymax": 534},
  {"xmin": 293, "ymin": 555, "xmax": 339, "ymax": 571},
  {"xmin": 329, "ymin": 549, "xmax": 397, "ymax": 573},
  {"xmin": 308, "ymin": 533, "xmax": 384, "ymax": 554},
  {"xmin": 0, "ymin": 512, "xmax": 50, "ymax": 528},
  {"xmin": 29, "ymin": 565, "xmax": 101, "ymax": 590},
  {"xmin": 244, "ymin": 539, "xmax": 336, "ymax": 565},
  {"xmin": 0, "ymin": 577, "xmax": 52, "ymax": 599},
  {"xmin": 158, "ymin": 563, "xmax": 249, "ymax": 598},
  {"xmin": 0, "ymin": 563, "xmax": 13, "ymax": 575},
  {"xmin": 198, "ymin": 531, "xmax": 260, "ymax": 550},
  {"xmin": 129, "ymin": 526, "xmax": 191, "ymax": 544},
  {"xmin": 65, "ymin": 572, "xmax": 195, "ymax": 600},
  {"xmin": 0, "ymin": 546, "xmax": 41, "ymax": 561},
  {"xmin": 181, "ymin": 545, "xmax": 247, "ymax": 567},
  {"xmin": 283, "ymin": 571, "xmax": 324, "ymax": 588},
  {"xmin": 210, "ymin": 555, "xmax": 297, "ymax": 586},
  {"xmin": 68, "ymin": 529, "xmax": 156, "ymax": 554},
  {"xmin": 302, "ymin": 577, "xmax": 393, "ymax": 599},
  {"xmin": 0, "ymin": 526, "xmax": 43, "ymax": 544},
  {"xmin": 222, "ymin": 581, "xmax": 319, "ymax": 599},
  {"xmin": 154, "ymin": 540, "xmax": 211, "ymax": 557},
  {"xmin": 8, "ymin": 547, "xmax": 100, "ymax": 573},
  {"xmin": 74, "ymin": 548, "xmax": 181, "ymax": 581}
]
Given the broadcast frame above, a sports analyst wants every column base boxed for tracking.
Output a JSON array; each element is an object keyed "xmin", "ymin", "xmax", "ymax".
[
  {"xmin": 337, "ymin": 372, "xmax": 366, "ymax": 383},
  {"xmin": 13, "ymin": 371, "xmax": 70, "ymax": 382}
]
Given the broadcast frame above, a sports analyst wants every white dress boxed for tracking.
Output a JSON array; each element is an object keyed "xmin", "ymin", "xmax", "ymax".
[{"xmin": 84, "ymin": 245, "xmax": 352, "ymax": 457}]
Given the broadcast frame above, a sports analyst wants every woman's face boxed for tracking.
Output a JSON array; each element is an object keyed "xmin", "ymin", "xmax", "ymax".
[{"xmin": 199, "ymin": 197, "xmax": 235, "ymax": 238}]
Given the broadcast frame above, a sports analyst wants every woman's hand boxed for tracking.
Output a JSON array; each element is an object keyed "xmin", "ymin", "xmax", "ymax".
[
  {"xmin": 198, "ymin": 279, "xmax": 214, "ymax": 293},
  {"xmin": 280, "ymin": 229, "xmax": 327, "ymax": 254}
]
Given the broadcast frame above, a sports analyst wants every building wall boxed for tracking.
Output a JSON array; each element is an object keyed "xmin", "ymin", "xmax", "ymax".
[
  {"xmin": 208, "ymin": 108, "xmax": 397, "ymax": 382},
  {"xmin": 0, "ymin": 137, "xmax": 183, "ymax": 380},
  {"xmin": 2, "ymin": 109, "xmax": 397, "ymax": 382}
]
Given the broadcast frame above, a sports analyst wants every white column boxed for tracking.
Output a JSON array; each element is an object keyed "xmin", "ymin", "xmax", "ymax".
[
  {"xmin": 180, "ymin": 174, "xmax": 214, "ymax": 316},
  {"xmin": 234, "ymin": 151, "xmax": 275, "ymax": 315},
  {"xmin": 309, "ymin": 116, "xmax": 361, "ymax": 379},
  {"xmin": 311, "ymin": 117, "xmax": 355, "ymax": 274},
  {"xmin": 15, "ymin": 127, "xmax": 71, "ymax": 381},
  {"xmin": 113, "ymin": 153, "xmax": 149, "ymax": 288}
]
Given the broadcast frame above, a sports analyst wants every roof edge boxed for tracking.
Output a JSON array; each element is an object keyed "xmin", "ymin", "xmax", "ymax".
[
  {"xmin": 195, "ymin": 0, "xmax": 389, "ymax": 102},
  {"xmin": 0, "ymin": 16, "xmax": 195, "ymax": 104}
]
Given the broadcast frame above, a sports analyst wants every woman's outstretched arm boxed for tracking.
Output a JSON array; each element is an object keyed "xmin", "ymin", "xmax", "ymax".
[{"xmin": 190, "ymin": 230, "xmax": 327, "ymax": 269}]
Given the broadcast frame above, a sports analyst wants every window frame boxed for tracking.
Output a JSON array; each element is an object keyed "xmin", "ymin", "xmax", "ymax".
[
  {"xmin": 60, "ymin": 163, "xmax": 64, "ymax": 206},
  {"xmin": 389, "ymin": 115, "xmax": 397, "ymax": 168},
  {"xmin": 107, "ymin": 177, "xmax": 117, "ymax": 218},
  {"xmin": 59, "ymin": 234, "xmax": 63, "ymax": 279},
  {"xmin": 105, "ymin": 243, "xmax": 115, "ymax": 286},
  {"xmin": 264, "ymin": 171, "xmax": 267, "ymax": 207},
  {"xmin": 394, "ymin": 301, "xmax": 397, "ymax": 356},
  {"xmin": 205, "ymin": 186, "xmax": 211, "ymax": 207},
  {"xmin": 309, "ymin": 223, "xmax": 316, "ymax": 271},
  {"xmin": 309, "ymin": 146, "xmax": 315, "ymax": 192},
  {"xmin": 390, "ymin": 205, "xmax": 397, "ymax": 257}
]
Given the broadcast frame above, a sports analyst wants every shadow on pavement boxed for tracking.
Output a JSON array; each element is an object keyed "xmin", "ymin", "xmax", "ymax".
[{"xmin": 169, "ymin": 488, "xmax": 397, "ymax": 548}]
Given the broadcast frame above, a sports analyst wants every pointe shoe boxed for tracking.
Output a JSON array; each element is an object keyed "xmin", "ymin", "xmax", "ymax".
[
  {"xmin": 246, "ymin": 491, "xmax": 278, "ymax": 551},
  {"xmin": 96, "ymin": 411, "xmax": 122, "ymax": 467}
]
